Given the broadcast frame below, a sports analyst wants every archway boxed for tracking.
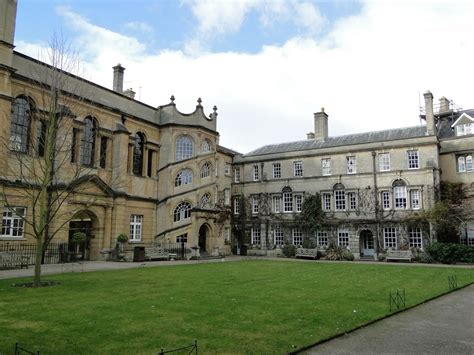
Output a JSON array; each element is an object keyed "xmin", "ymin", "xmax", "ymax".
[
  {"xmin": 360, "ymin": 229, "xmax": 375, "ymax": 256},
  {"xmin": 198, "ymin": 224, "xmax": 209, "ymax": 254},
  {"xmin": 68, "ymin": 210, "xmax": 99, "ymax": 261}
]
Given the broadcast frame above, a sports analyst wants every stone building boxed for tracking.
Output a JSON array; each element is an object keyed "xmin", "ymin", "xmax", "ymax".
[
  {"xmin": 0, "ymin": 0, "xmax": 234, "ymax": 260},
  {"xmin": 231, "ymin": 91, "xmax": 473, "ymax": 259}
]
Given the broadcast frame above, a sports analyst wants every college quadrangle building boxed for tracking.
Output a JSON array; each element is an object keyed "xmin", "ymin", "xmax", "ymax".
[{"xmin": 1, "ymin": 0, "xmax": 473, "ymax": 261}]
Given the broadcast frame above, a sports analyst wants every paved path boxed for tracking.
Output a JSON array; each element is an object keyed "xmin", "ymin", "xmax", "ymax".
[{"xmin": 301, "ymin": 284, "xmax": 474, "ymax": 355}]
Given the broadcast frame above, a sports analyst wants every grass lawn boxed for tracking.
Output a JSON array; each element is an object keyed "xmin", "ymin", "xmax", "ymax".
[{"xmin": 0, "ymin": 260, "xmax": 473, "ymax": 354}]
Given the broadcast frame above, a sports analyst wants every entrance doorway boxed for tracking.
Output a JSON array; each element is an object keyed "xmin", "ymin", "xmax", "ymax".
[
  {"xmin": 360, "ymin": 230, "xmax": 375, "ymax": 256},
  {"xmin": 198, "ymin": 224, "xmax": 209, "ymax": 253},
  {"xmin": 68, "ymin": 211, "xmax": 96, "ymax": 260}
]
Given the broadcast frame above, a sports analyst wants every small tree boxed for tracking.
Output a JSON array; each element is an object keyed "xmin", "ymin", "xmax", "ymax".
[{"xmin": 297, "ymin": 193, "xmax": 326, "ymax": 235}]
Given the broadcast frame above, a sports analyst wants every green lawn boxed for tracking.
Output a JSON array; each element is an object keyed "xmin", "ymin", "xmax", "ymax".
[{"xmin": 1, "ymin": 260, "xmax": 473, "ymax": 354}]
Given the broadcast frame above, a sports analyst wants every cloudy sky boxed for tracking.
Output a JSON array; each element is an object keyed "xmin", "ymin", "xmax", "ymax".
[{"xmin": 15, "ymin": 0, "xmax": 474, "ymax": 153}]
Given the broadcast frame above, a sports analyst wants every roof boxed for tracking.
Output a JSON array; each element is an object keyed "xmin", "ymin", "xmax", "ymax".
[
  {"xmin": 438, "ymin": 109, "xmax": 474, "ymax": 139},
  {"xmin": 217, "ymin": 145, "xmax": 240, "ymax": 156},
  {"xmin": 242, "ymin": 125, "xmax": 429, "ymax": 157}
]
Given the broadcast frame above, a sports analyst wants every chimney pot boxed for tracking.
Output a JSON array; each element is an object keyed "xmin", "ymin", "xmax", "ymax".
[{"xmin": 307, "ymin": 132, "xmax": 315, "ymax": 140}]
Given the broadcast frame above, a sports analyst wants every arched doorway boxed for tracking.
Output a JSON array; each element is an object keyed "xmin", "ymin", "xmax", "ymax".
[
  {"xmin": 68, "ymin": 210, "xmax": 98, "ymax": 261},
  {"xmin": 199, "ymin": 224, "xmax": 209, "ymax": 254},
  {"xmin": 360, "ymin": 229, "xmax": 375, "ymax": 256}
]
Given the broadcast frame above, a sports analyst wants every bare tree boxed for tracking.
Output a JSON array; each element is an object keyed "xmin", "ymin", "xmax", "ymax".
[{"xmin": 1, "ymin": 34, "xmax": 107, "ymax": 286}]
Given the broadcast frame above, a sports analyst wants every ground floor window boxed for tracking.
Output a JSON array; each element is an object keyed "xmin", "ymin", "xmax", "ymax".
[
  {"xmin": 383, "ymin": 227, "xmax": 397, "ymax": 249},
  {"xmin": 316, "ymin": 231, "xmax": 328, "ymax": 248},
  {"xmin": 251, "ymin": 227, "xmax": 261, "ymax": 245},
  {"xmin": 337, "ymin": 229, "xmax": 349, "ymax": 247},
  {"xmin": 460, "ymin": 222, "xmax": 474, "ymax": 246},
  {"xmin": 1, "ymin": 207, "xmax": 26, "ymax": 238},
  {"xmin": 409, "ymin": 228, "xmax": 423, "ymax": 249},
  {"xmin": 224, "ymin": 228, "xmax": 230, "ymax": 243},
  {"xmin": 292, "ymin": 228, "xmax": 303, "ymax": 246},
  {"xmin": 274, "ymin": 225, "xmax": 284, "ymax": 245},
  {"xmin": 176, "ymin": 233, "xmax": 188, "ymax": 243},
  {"xmin": 129, "ymin": 215, "xmax": 143, "ymax": 241}
]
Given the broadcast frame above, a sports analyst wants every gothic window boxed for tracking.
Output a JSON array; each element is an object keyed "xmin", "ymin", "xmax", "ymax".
[
  {"xmin": 200, "ymin": 193, "xmax": 212, "ymax": 208},
  {"xmin": 81, "ymin": 116, "xmax": 97, "ymax": 166},
  {"xmin": 176, "ymin": 135, "xmax": 193, "ymax": 161},
  {"xmin": 173, "ymin": 202, "xmax": 192, "ymax": 222},
  {"xmin": 175, "ymin": 169, "xmax": 193, "ymax": 187},
  {"xmin": 201, "ymin": 162, "xmax": 211, "ymax": 178},
  {"xmin": 133, "ymin": 132, "xmax": 145, "ymax": 175},
  {"xmin": 201, "ymin": 139, "xmax": 211, "ymax": 152},
  {"xmin": 10, "ymin": 96, "xmax": 33, "ymax": 153}
]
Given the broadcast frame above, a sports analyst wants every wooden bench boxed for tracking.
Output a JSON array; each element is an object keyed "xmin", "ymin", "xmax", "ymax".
[
  {"xmin": 144, "ymin": 247, "xmax": 177, "ymax": 261},
  {"xmin": 295, "ymin": 248, "xmax": 319, "ymax": 260},
  {"xmin": 0, "ymin": 252, "xmax": 30, "ymax": 269},
  {"xmin": 386, "ymin": 250, "xmax": 412, "ymax": 262}
]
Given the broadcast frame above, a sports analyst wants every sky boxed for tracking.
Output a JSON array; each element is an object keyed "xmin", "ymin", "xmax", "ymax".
[{"xmin": 14, "ymin": 0, "xmax": 474, "ymax": 153}]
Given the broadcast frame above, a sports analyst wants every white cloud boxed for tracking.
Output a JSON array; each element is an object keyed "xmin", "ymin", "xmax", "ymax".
[
  {"xmin": 125, "ymin": 21, "xmax": 153, "ymax": 33},
  {"xmin": 15, "ymin": 1, "xmax": 474, "ymax": 154}
]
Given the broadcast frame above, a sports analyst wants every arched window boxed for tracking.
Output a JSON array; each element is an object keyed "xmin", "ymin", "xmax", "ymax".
[
  {"xmin": 392, "ymin": 179, "xmax": 407, "ymax": 209},
  {"xmin": 175, "ymin": 169, "xmax": 193, "ymax": 187},
  {"xmin": 200, "ymin": 162, "xmax": 211, "ymax": 178},
  {"xmin": 458, "ymin": 156, "xmax": 466, "ymax": 172},
  {"xmin": 176, "ymin": 135, "xmax": 193, "ymax": 161},
  {"xmin": 333, "ymin": 183, "xmax": 346, "ymax": 211},
  {"xmin": 200, "ymin": 193, "xmax": 212, "ymax": 208},
  {"xmin": 202, "ymin": 139, "xmax": 211, "ymax": 153},
  {"xmin": 174, "ymin": 202, "xmax": 192, "ymax": 222},
  {"xmin": 466, "ymin": 155, "xmax": 473, "ymax": 172},
  {"xmin": 10, "ymin": 96, "xmax": 33, "ymax": 152},
  {"xmin": 81, "ymin": 116, "xmax": 97, "ymax": 166},
  {"xmin": 133, "ymin": 132, "xmax": 145, "ymax": 175},
  {"xmin": 282, "ymin": 186, "xmax": 293, "ymax": 213}
]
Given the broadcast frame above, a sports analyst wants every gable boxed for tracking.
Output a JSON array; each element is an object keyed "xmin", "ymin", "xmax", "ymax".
[{"xmin": 451, "ymin": 113, "xmax": 474, "ymax": 127}]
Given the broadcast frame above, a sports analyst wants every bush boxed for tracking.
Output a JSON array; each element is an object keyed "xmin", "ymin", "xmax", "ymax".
[
  {"xmin": 282, "ymin": 243, "xmax": 296, "ymax": 258},
  {"xmin": 116, "ymin": 234, "xmax": 129, "ymax": 243},
  {"xmin": 418, "ymin": 252, "xmax": 435, "ymax": 264},
  {"xmin": 425, "ymin": 242, "xmax": 474, "ymax": 264},
  {"xmin": 326, "ymin": 245, "xmax": 354, "ymax": 261}
]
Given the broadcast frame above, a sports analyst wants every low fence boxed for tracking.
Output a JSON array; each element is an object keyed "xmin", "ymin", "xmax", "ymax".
[
  {"xmin": 0, "ymin": 241, "xmax": 69, "ymax": 269},
  {"xmin": 156, "ymin": 242, "xmax": 188, "ymax": 259}
]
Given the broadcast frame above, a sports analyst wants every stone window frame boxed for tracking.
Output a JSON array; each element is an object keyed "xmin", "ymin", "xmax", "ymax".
[
  {"xmin": 252, "ymin": 164, "xmax": 260, "ymax": 181},
  {"xmin": 321, "ymin": 158, "xmax": 331, "ymax": 176},
  {"xmin": 175, "ymin": 169, "xmax": 193, "ymax": 187},
  {"xmin": 1, "ymin": 207, "xmax": 26, "ymax": 239},
  {"xmin": 251, "ymin": 227, "xmax": 261, "ymax": 245},
  {"xmin": 273, "ymin": 225, "xmax": 284, "ymax": 245},
  {"xmin": 175, "ymin": 135, "xmax": 194, "ymax": 161},
  {"xmin": 337, "ymin": 229, "xmax": 349, "ymax": 247},
  {"xmin": 292, "ymin": 227, "xmax": 303, "ymax": 246},
  {"xmin": 234, "ymin": 167, "xmax": 241, "ymax": 182},
  {"xmin": 252, "ymin": 196, "xmax": 259, "ymax": 214},
  {"xmin": 346, "ymin": 155, "xmax": 357, "ymax": 174},
  {"xmin": 173, "ymin": 201, "xmax": 192, "ymax": 222},
  {"xmin": 272, "ymin": 162, "xmax": 281, "ymax": 179},
  {"xmin": 129, "ymin": 214, "xmax": 143, "ymax": 242},
  {"xmin": 379, "ymin": 152, "xmax": 391, "ymax": 172},
  {"xmin": 233, "ymin": 197, "xmax": 240, "ymax": 215},
  {"xmin": 10, "ymin": 96, "xmax": 34, "ymax": 153},
  {"xmin": 409, "ymin": 228, "xmax": 423, "ymax": 249},
  {"xmin": 383, "ymin": 227, "xmax": 397, "ymax": 249},
  {"xmin": 407, "ymin": 150, "xmax": 420, "ymax": 170},
  {"xmin": 293, "ymin": 160, "xmax": 303, "ymax": 177}
]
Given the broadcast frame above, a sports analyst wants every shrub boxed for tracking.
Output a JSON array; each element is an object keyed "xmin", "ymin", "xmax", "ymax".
[
  {"xmin": 425, "ymin": 242, "xmax": 474, "ymax": 264},
  {"xmin": 72, "ymin": 232, "xmax": 87, "ymax": 243},
  {"xmin": 117, "ymin": 234, "xmax": 129, "ymax": 243},
  {"xmin": 418, "ymin": 252, "xmax": 435, "ymax": 264},
  {"xmin": 282, "ymin": 243, "xmax": 296, "ymax": 258},
  {"xmin": 326, "ymin": 245, "xmax": 354, "ymax": 261}
]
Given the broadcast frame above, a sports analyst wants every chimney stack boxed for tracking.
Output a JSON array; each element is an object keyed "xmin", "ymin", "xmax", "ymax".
[
  {"xmin": 0, "ymin": 0, "xmax": 17, "ymax": 46},
  {"xmin": 439, "ymin": 97, "xmax": 450, "ymax": 113},
  {"xmin": 306, "ymin": 132, "xmax": 315, "ymax": 140},
  {"xmin": 112, "ymin": 64, "xmax": 125, "ymax": 93},
  {"xmin": 123, "ymin": 88, "xmax": 135, "ymax": 99},
  {"xmin": 423, "ymin": 91, "xmax": 437, "ymax": 136},
  {"xmin": 314, "ymin": 108, "xmax": 328, "ymax": 141}
]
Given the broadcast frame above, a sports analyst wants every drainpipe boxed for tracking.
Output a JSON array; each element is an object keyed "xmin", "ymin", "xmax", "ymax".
[{"xmin": 371, "ymin": 152, "xmax": 380, "ymax": 255}]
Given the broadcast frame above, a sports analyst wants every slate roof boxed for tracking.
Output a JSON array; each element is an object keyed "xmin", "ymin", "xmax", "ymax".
[
  {"xmin": 243, "ymin": 125, "xmax": 429, "ymax": 157},
  {"xmin": 438, "ymin": 109, "xmax": 474, "ymax": 139}
]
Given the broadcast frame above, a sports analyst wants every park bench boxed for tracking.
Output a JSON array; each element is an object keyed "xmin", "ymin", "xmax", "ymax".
[
  {"xmin": 144, "ymin": 247, "xmax": 177, "ymax": 261},
  {"xmin": 295, "ymin": 248, "xmax": 319, "ymax": 260},
  {"xmin": 386, "ymin": 250, "xmax": 412, "ymax": 262},
  {"xmin": 0, "ymin": 252, "xmax": 30, "ymax": 269}
]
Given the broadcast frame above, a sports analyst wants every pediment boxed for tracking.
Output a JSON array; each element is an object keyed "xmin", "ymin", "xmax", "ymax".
[
  {"xmin": 451, "ymin": 113, "xmax": 473, "ymax": 127},
  {"xmin": 70, "ymin": 175, "xmax": 114, "ymax": 197}
]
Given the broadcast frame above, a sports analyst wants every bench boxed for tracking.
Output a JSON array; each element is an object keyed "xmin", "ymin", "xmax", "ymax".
[
  {"xmin": 144, "ymin": 247, "xmax": 177, "ymax": 261},
  {"xmin": 295, "ymin": 248, "xmax": 319, "ymax": 260},
  {"xmin": 0, "ymin": 252, "xmax": 30, "ymax": 269},
  {"xmin": 386, "ymin": 250, "xmax": 412, "ymax": 262}
]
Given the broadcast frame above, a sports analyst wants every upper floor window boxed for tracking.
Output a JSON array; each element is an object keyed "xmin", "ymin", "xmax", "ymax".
[
  {"xmin": 322, "ymin": 158, "xmax": 331, "ymax": 176},
  {"xmin": 379, "ymin": 153, "xmax": 390, "ymax": 172},
  {"xmin": 175, "ymin": 169, "xmax": 193, "ymax": 187},
  {"xmin": 224, "ymin": 189, "xmax": 230, "ymax": 205},
  {"xmin": 347, "ymin": 192, "xmax": 357, "ymax": 210},
  {"xmin": 224, "ymin": 163, "xmax": 231, "ymax": 175},
  {"xmin": 1, "ymin": 207, "xmax": 26, "ymax": 238},
  {"xmin": 10, "ymin": 96, "xmax": 32, "ymax": 153},
  {"xmin": 200, "ymin": 193, "xmax": 212, "ymax": 208},
  {"xmin": 393, "ymin": 179, "xmax": 407, "ymax": 209},
  {"xmin": 253, "ymin": 164, "xmax": 260, "ymax": 181},
  {"xmin": 322, "ymin": 193, "xmax": 332, "ymax": 211},
  {"xmin": 234, "ymin": 197, "xmax": 240, "ymax": 215},
  {"xmin": 381, "ymin": 191, "xmax": 390, "ymax": 210},
  {"xmin": 272, "ymin": 163, "xmax": 281, "ymax": 179},
  {"xmin": 283, "ymin": 190, "xmax": 293, "ymax": 213},
  {"xmin": 234, "ymin": 167, "xmax": 241, "ymax": 182},
  {"xmin": 273, "ymin": 196, "xmax": 282, "ymax": 213},
  {"xmin": 410, "ymin": 189, "xmax": 421, "ymax": 210},
  {"xmin": 407, "ymin": 150, "xmax": 419, "ymax": 169},
  {"xmin": 201, "ymin": 139, "xmax": 211, "ymax": 153},
  {"xmin": 133, "ymin": 132, "xmax": 145, "ymax": 175},
  {"xmin": 176, "ymin": 135, "xmax": 193, "ymax": 161},
  {"xmin": 252, "ymin": 196, "xmax": 259, "ymax": 214},
  {"xmin": 334, "ymin": 183, "xmax": 346, "ymax": 211},
  {"xmin": 173, "ymin": 201, "xmax": 192, "ymax": 222},
  {"xmin": 293, "ymin": 161, "xmax": 303, "ymax": 177},
  {"xmin": 36, "ymin": 120, "xmax": 47, "ymax": 157},
  {"xmin": 201, "ymin": 162, "xmax": 211, "ymax": 178},
  {"xmin": 346, "ymin": 156, "xmax": 356, "ymax": 174},
  {"xmin": 456, "ymin": 123, "xmax": 473, "ymax": 136},
  {"xmin": 457, "ymin": 155, "xmax": 473, "ymax": 173},
  {"xmin": 81, "ymin": 116, "xmax": 97, "ymax": 167},
  {"xmin": 295, "ymin": 195, "xmax": 303, "ymax": 212}
]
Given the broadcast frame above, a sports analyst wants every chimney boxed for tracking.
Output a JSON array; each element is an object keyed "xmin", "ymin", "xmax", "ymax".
[
  {"xmin": 439, "ymin": 97, "xmax": 450, "ymax": 113},
  {"xmin": 423, "ymin": 90, "xmax": 436, "ymax": 136},
  {"xmin": 112, "ymin": 64, "xmax": 125, "ymax": 93},
  {"xmin": 123, "ymin": 88, "xmax": 135, "ymax": 99},
  {"xmin": 0, "ymin": 0, "xmax": 18, "ymax": 46},
  {"xmin": 314, "ymin": 108, "xmax": 328, "ymax": 141},
  {"xmin": 307, "ymin": 132, "xmax": 315, "ymax": 140}
]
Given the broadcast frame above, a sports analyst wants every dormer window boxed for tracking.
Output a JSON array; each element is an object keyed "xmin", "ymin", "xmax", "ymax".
[
  {"xmin": 451, "ymin": 113, "xmax": 474, "ymax": 137},
  {"xmin": 456, "ymin": 123, "xmax": 472, "ymax": 136}
]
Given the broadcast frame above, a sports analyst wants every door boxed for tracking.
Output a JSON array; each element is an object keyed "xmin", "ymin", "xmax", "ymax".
[
  {"xmin": 362, "ymin": 232, "xmax": 375, "ymax": 256},
  {"xmin": 198, "ymin": 224, "xmax": 207, "ymax": 253}
]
